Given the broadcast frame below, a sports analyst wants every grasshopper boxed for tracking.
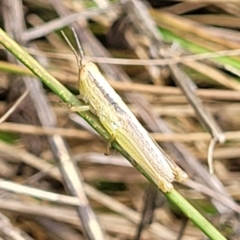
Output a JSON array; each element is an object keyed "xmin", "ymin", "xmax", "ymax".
[{"xmin": 62, "ymin": 30, "xmax": 187, "ymax": 192}]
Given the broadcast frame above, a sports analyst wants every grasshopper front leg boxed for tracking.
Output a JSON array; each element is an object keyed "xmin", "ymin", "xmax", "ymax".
[
  {"xmin": 70, "ymin": 105, "xmax": 90, "ymax": 112},
  {"xmin": 59, "ymin": 100, "xmax": 90, "ymax": 112}
]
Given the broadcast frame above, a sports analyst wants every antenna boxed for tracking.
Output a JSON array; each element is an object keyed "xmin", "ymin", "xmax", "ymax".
[
  {"xmin": 71, "ymin": 27, "xmax": 84, "ymax": 64},
  {"xmin": 61, "ymin": 30, "xmax": 81, "ymax": 68}
]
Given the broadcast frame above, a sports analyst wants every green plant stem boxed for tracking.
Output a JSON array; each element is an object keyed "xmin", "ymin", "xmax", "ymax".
[
  {"xmin": 0, "ymin": 28, "xmax": 226, "ymax": 240},
  {"xmin": 166, "ymin": 189, "xmax": 226, "ymax": 240}
]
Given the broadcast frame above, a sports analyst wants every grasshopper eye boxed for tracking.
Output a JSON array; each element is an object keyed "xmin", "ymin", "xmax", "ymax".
[{"xmin": 79, "ymin": 65, "xmax": 88, "ymax": 82}]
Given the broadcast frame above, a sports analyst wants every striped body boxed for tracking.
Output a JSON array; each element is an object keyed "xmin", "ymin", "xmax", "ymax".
[{"xmin": 78, "ymin": 61, "xmax": 187, "ymax": 192}]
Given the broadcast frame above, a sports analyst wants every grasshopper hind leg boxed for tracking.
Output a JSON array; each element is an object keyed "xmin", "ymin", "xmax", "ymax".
[
  {"xmin": 98, "ymin": 111, "xmax": 123, "ymax": 156},
  {"xmin": 59, "ymin": 100, "xmax": 90, "ymax": 112}
]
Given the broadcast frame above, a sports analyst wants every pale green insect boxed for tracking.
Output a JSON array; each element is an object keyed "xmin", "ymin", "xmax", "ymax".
[{"xmin": 63, "ymin": 31, "xmax": 187, "ymax": 192}]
